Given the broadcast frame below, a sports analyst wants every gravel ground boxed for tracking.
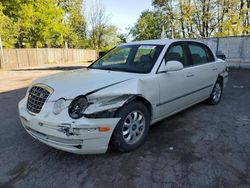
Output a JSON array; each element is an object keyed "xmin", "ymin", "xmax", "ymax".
[{"xmin": 0, "ymin": 68, "xmax": 249, "ymax": 188}]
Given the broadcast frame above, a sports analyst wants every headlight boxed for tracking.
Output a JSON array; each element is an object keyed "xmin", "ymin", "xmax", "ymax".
[
  {"xmin": 53, "ymin": 98, "xmax": 66, "ymax": 115},
  {"xmin": 68, "ymin": 96, "xmax": 88, "ymax": 119}
]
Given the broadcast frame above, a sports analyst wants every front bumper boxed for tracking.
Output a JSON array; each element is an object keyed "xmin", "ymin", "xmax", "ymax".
[{"xmin": 18, "ymin": 99, "xmax": 120, "ymax": 154}]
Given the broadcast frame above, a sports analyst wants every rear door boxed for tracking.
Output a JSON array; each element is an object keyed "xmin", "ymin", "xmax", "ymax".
[{"xmin": 184, "ymin": 42, "xmax": 219, "ymax": 102}]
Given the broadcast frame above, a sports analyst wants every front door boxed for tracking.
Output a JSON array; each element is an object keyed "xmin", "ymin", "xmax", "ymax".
[{"xmin": 157, "ymin": 43, "xmax": 196, "ymax": 117}]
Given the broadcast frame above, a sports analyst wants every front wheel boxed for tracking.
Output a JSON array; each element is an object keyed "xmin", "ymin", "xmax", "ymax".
[
  {"xmin": 111, "ymin": 101, "xmax": 150, "ymax": 152},
  {"xmin": 207, "ymin": 79, "xmax": 223, "ymax": 105}
]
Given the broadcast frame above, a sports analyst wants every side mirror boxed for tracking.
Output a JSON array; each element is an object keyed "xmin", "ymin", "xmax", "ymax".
[
  {"xmin": 164, "ymin": 60, "xmax": 184, "ymax": 72},
  {"xmin": 216, "ymin": 51, "xmax": 226, "ymax": 60}
]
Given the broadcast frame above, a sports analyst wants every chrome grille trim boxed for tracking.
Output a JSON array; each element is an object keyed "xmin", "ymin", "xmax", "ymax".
[{"xmin": 26, "ymin": 84, "xmax": 53, "ymax": 115}]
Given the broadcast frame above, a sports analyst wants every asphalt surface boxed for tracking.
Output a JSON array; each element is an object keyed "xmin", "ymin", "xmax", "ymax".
[{"xmin": 0, "ymin": 69, "xmax": 250, "ymax": 188}]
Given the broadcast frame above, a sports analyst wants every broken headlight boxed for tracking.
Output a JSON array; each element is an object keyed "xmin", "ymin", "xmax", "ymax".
[{"xmin": 68, "ymin": 96, "xmax": 88, "ymax": 119}]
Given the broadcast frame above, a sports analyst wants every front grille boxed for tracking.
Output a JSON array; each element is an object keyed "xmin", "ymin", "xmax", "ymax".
[{"xmin": 27, "ymin": 86, "xmax": 51, "ymax": 114}]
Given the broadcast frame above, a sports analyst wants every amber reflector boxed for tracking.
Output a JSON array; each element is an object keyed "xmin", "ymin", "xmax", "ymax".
[{"xmin": 98, "ymin": 127, "xmax": 110, "ymax": 132}]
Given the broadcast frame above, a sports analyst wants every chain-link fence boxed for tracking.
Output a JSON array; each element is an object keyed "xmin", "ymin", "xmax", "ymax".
[{"xmin": 199, "ymin": 36, "xmax": 250, "ymax": 68}]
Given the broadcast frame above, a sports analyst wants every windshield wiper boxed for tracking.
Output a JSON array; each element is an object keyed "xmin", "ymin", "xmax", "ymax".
[
  {"xmin": 87, "ymin": 66, "xmax": 111, "ymax": 70},
  {"xmin": 101, "ymin": 67, "xmax": 115, "ymax": 71},
  {"xmin": 88, "ymin": 66, "xmax": 147, "ymax": 73},
  {"xmin": 91, "ymin": 67, "xmax": 121, "ymax": 71}
]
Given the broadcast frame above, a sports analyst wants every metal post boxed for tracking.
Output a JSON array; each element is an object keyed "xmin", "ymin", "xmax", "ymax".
[
  {"xmin": 239, "ymin": 36, "xmax": 245, "ymax": 65},
  {"xmin": 216, "ymin": 37, "xmax": 219, "ymax": 53},
  {"xmin": 0, "ymin": 34, "xmax": 4, "ymax": 69}
]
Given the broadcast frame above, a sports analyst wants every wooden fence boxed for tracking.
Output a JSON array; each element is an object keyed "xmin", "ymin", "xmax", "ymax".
[{"xmin": 0, "ymin": 48, "xmax": 98, "ymax": 69}]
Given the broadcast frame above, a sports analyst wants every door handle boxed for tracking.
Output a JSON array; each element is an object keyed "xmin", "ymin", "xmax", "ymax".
[
  {"xmin": 212, "ymin": 68, "xmax": 218, "ymax": 71},
  {"xmin": 186, "ymin": 73, "xmax": 194, "ymax": 77}
]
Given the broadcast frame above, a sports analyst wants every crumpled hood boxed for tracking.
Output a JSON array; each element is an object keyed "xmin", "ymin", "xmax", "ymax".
[{"xmin": 32, "ymin": 68, "xmax": 138, "ymax": 101}]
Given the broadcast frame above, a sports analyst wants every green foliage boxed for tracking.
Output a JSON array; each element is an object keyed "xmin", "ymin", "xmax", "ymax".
[
  {"xmin": 58, "ymin": 0, "xmax": 87, "ymax": 48},
  {"xmin": 1, "ymin": 0, "xmax": 87, "ymax": 48},
  {"xmin": 131, "ymin": 10, "xmax": 163, "ymax": 40},
  {"xmin": 88, "ymin": 24, "xmax": 121, "ymax": 50},
  {"xmin": 1, "ymin": 0, "xmax": 121, "ymax": 49},
  {"xmin": 0, "ymin": 4, "xmax": 19, "ymax": 48},
  {"xmin": 17, "ymin": 0, "xmax": 67, "ymax": 48},
  {"xmin": 133, "ymin": 0, "xmax": 250, "ymax": 40},
  {"xmin": 100, "ymin": 25, "xmax": 122, "ymax": 50},
  {"xmin": 0, "ymin": 0, "xmax": 22, "ymax": 20},
  {"xmin": 87, "ymin": 0, "xmax": 121, "ymax": 50}
]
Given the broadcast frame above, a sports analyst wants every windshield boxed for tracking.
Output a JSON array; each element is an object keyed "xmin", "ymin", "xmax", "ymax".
[{"xmin": 89, "ymin": 44, "xmax": 164, "ymax": 73}]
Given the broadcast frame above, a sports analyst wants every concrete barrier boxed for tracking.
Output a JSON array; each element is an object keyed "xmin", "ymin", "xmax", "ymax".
[{"xmin": 199, "ymin": 36, "xmax": 250, "ymax": 69}]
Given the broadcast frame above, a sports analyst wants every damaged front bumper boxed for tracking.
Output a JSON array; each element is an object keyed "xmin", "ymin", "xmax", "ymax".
[{"xmin": 18, "ymin": 99, "xmax": 120, "ymax": 154}]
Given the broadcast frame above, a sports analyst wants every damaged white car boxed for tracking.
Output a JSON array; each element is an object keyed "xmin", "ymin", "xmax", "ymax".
[{"xmin": 18, "ymin": 39, "xmax": 228, "ymax": 154}]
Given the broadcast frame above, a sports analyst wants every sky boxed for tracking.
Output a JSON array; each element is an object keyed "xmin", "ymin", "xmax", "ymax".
[{"xmin": 85, "ymin": 0, "xmax": 153, "ymax": 32}]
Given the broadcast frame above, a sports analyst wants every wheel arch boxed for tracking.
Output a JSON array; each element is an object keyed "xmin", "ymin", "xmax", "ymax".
[
  {"xmin": 217, "ymin": 75, "xmax": 224, "ymax": 87},
  {"xmin": 126, "ymin": 95, "xmax": 153, "ymax": 122},
  {"xmin": 113, "ymin": 95, "xmax": 153, "ymax": 122},
  {"xmin": 110, "ymin": 95, "xmax": 152, "ymax": 152}
]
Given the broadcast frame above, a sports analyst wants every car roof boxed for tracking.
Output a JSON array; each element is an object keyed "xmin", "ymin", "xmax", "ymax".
[
  {"xmin": 119, "ymin": 38, "xmax": 173, "ymax": 46},
  {"xmin": 119, "ymin": 38, "xmax": 206, "ymax": 46}
]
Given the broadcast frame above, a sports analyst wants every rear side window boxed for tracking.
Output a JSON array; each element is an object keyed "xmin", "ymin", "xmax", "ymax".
[{"xmin": 188, "ymin": 43, "xmax": 214, "ymax": 65}]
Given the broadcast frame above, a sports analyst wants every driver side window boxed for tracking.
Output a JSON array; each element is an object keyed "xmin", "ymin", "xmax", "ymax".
[{"xmin": 165, "ymin": 44, "xmax": 189, "ymax": 67}]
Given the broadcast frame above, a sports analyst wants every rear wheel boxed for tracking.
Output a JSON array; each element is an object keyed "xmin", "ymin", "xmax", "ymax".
[
  {"xmin": 111, "ymin": 101, "xmax": 150, "ymax": 152},
  {"xmin": 207, "ymin": 78, "xmax": 223, "ymax": 105}
]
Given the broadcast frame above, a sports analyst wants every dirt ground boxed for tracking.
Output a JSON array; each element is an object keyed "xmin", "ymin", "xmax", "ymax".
[
  {"xmin": 0, "ymin": 66, "xmax": 249, "ymax": 188},
  {"xmin": 0, "ymin": 63, "xmax": 89, "ymax": 93}
]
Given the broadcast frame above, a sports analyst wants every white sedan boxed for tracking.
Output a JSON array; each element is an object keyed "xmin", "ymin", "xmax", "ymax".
[{"xmin": 18, "ymin": 39, "xmax": 228, "ymax": 154}]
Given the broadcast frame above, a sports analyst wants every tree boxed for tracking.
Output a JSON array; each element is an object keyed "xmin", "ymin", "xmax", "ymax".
[
  {"xmin": 179, "ymin": 0, "xmax": 195, "ymax": 38},
  {"xmin": 1, "ymin": 0, "xmax": 68, "ymax": 48},
  {"xmin": 1, "ymin": 0, "xmax": 87, "ymax": 48},
  {"xmin": 88, "ymin": 0, "xmax": 121, "ymax": 50},
  {"xmin": 0, "ymin": 0, "xmax": 22, "ymax": 21},
  {"xmin": 153, "ymin": 0, "xmax": 177, "ymax": 38},
  {"xmin": 17, "ymin": 0, "xmax": 68, "ymax": 48},
  {"xmin": 134, "ymin": 0, "xmax": 250, "ymax": 39},
  {"xmin": 0, "ymin": 4, "xmax": 19, "ymax": 48},
  {"xmin": 57, "ymin": 0, "xmax": 87, "ymax": 48},
  {"xmin": 132, "ymin": 10, "xmax": 164, "ymax": 40},
  {"xmin": 213, "ymin": 0, "xmax": 250, "ymax": 36},
  {"xmin": 118, "ymin": 27, "xmax": 132, "ymax": 43}
]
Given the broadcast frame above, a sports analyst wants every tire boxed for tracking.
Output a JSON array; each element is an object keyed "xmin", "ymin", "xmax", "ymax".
[
  {"xmin": 207, "ymin": 78, "xmax": 223, "ymax": 105},
  {"xmin": 111, "ymin": 101, "xmax": 150, "ymax": 152}
]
